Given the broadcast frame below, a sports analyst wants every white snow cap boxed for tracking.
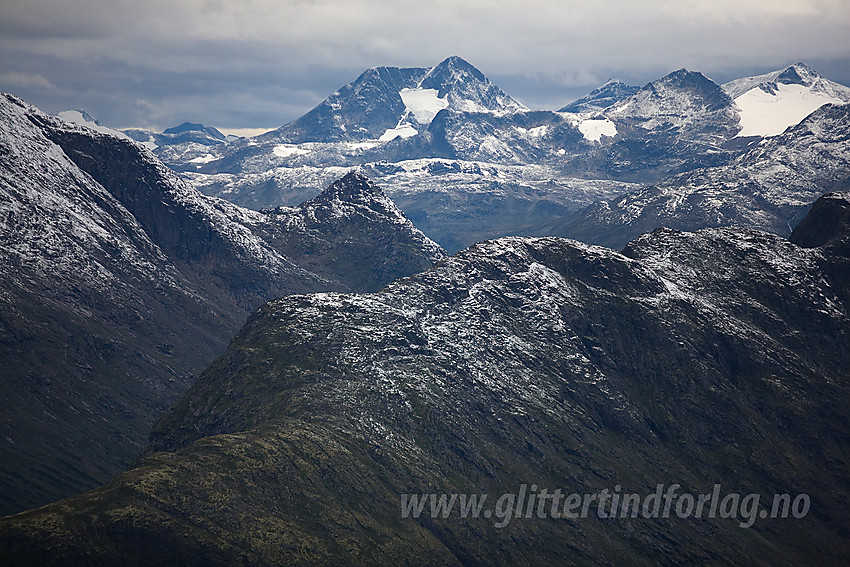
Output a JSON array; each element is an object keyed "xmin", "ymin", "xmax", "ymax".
[{"xmin": 725, "ymin": 63, "xmax": 850, "ymax": 138}]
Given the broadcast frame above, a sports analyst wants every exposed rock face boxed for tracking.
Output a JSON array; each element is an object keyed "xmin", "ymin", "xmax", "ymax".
[
  {"xmin": 2, "ymin": 201, "xmax": 848, "ymax": 564},
  {"xmin": 790, "ymin": 191, "xmax": 850, "ymax": 249},
  {"xmin": 0, "ymin": 94, "xmax": 443, "ymax": 515},
  {"xmin": 559, "ymin": 79, "xmax": 640, "ymax": 113},
  {"xmin": 790, "ymin": 191, "xmax": 850, "ymax": 303},
  {"xmin": 260, "ymin": 171, "xmax": 446, "ymax": 292}
]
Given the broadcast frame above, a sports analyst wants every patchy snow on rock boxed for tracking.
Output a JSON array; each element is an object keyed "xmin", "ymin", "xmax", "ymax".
[
  {"xmin": 346, "ymin": 141, "xmax": 378, "ymax": 151},
  {"xmin": 399, "ymin": 87, "xmax": 448, "ymax": 124},
  {"xmin": 578, "ymin": 117, "xmax": 617, "ymax": 142},
  {"xmin": 189, "ymin": 153, "xmax": 217, "ymax": 164},
  {"xmin": 735, "ymin": 84, "xmax": 845, "ymax": 137},
  {"xmin": 273, "ymin": 144, "xmax": 311, "ymax": 158},
  {"xmin": 379, "ymin": 124, "xmax": 418, "ymax": 142},
  {"xmin": 516, "ymin": 125, "xmax": 548, "ymax": 138}
]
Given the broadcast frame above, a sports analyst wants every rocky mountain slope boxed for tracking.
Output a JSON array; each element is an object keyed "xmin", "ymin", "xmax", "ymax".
[
  {"xmin": 259, "ymin": 171, "xmax": 446, "ymax": 292},
  {"xmin": 605, "ymin": 69, "xmax": 740, "ymax": 145},
  {"xmin": 559, "ymin": 79, "xmax": 640, "ymax": 113},
  {"xmin": 544, "ymin": 102, "xmax": 850, "ymax": 248},
  {"xmin": 2, "ymin": 193, "xmax": 848, "ymax": 565},
  {"xmin": 0, "ymin": 94, "xmax": 443, "ymax": 515}
]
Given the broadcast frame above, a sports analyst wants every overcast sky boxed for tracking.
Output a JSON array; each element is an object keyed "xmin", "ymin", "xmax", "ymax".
[{"xmin": 1, "ymin": 0, "xmax": 848, "ymax": 134}]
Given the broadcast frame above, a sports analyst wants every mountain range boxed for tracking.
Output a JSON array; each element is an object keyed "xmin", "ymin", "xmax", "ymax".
[
  {"xmin": 143, "ymin": 57, "xmax": 850, "ymax": 252},
  {"xmin": 542, "ymin": 101, "xmax": 850, "ymax": 248},
  {"xmin": 1, "ymin": 52, "xmax": 849, "ymax": 565},
  {"xmin": 0, "ymin": 93, "xmax": 443, "ymax": 515},
  {"xmin": 2, "ymin": 190, "xmax": 848, "ymax": 565}
]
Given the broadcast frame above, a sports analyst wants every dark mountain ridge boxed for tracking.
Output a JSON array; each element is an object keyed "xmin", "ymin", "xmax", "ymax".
[
  {"xmin": 0, "ymin": 93, "xmax": 443, "ymax": 515},
  {"xmin": 2, "ymin": 193, "xmax": 848, "ymax": 565}
]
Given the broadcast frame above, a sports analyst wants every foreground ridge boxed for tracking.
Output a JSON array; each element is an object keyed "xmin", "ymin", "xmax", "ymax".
[{"xmin": 2, "ymin": 196, "xmax": 849, "ymax": 563}]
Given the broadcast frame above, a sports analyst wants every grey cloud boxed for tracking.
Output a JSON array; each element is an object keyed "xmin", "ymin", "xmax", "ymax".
[{"xmin": 1, "ymin": 0, "xmax": 848, "ymax": 129}]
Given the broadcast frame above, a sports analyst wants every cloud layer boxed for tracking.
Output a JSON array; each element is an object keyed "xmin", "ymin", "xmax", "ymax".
[{"xmin": 1, "ymin": 0, "xmax": 848, "ymax": 129}]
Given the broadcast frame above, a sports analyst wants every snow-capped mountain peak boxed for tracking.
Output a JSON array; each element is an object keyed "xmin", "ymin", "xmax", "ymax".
[
  {"xmin": 723, "ymin": 63, "xmax": 850, "ymax": 138},
  {"xmin": 254, "ymin": 56, "xmax": 524, "ymax": 145},
  {"xmin": 603, "ymin": 69, "xmax": 738, "ymax": 142},
  {"xmin": 418, "ymin": 55, "xmax": 527, "ymax": 114},
  {"xmin": 724, "ymin": 62, "xmax": 824, "ymax": 98}
]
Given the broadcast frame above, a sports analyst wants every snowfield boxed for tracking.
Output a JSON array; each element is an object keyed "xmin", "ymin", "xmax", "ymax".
[
  {"xmin": 379, "ymin": 124, "xmax": 418, "ymax": 142},
  {"xmin": 735, "ymin": 83, "xmax": 847, "ymax": 137},
  {"xmin": 578, "ymin": 117, "xmax": 618, "ymax": 142},
  {"xmin": 273, "ymin": 144, "xmax": 311, "ymax": 158},
  {"xmin": 399, "ymin": 87, "xmax": 448, "ymax": 124}
]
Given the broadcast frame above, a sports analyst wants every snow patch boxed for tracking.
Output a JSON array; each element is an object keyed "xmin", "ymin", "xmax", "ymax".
[
  {"xmin": 399, "ymin": 88, "xmax": 448, "ymax": 124},
  {"xmin": 517, "ymin": 125, "xmax": 548, "ymax": 138},
  {"xmin": 578, "ymin": 118, "xmax": 617, "ymax": 142},
  {"xmin": 56, "ymin": 110, "xmax": 134, "ymax": 142},
  {"xmin": 346, "ymin": 141, "xmax": 378, "ymax": 151},
  {"xmin": 735, "ymin": 83, "xmax": 845, "ymax": 137},
  {"xmin": 189, "ymin": 153, "xmax": 216, "ymax": 164},
  {"xmin": 379, "ymin": 124, "xmax": 418, "ymax": 142},
  {"xmin": 273, "ymin": 144, "xmax": 311, "ymax": 158}
]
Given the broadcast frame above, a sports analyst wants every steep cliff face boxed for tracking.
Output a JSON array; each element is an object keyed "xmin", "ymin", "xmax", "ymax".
[
  {"xmin": 0, "ymin": 94, "xmax": 443, "ymax": 515},
  {"xmin": 1, "ymin": 93, "xmax": 256, "ymax": 515},
  {"xmin": 3, "ymin": 201, "xmax": 848, "ymax": 564},
  {"xmin": 34, "ymin": 114, "xmax": 328, "ymax": 308},
  {"xmin": 790, "ymin": 191, "xmax": 850, "ymax": 304}
]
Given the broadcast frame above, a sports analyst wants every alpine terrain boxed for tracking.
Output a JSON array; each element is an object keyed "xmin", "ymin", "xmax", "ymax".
[
  {"xmin": 544, "ymin": 101, "xmax": 850, "ymax": 248},
  {"xmin": 1, "ymin": 191, "xmax": 849, "ymax": 564},
  {"xmin": 2, "ymin": 52, "xmax": 849, "ymax": 566},
  {"xmin": 155, "ymin": 59, "xmax": 850, "ymax": 252},
  {"xmin": 0, "ymin": 93, "xmax": 443, "ymax": 515}
]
